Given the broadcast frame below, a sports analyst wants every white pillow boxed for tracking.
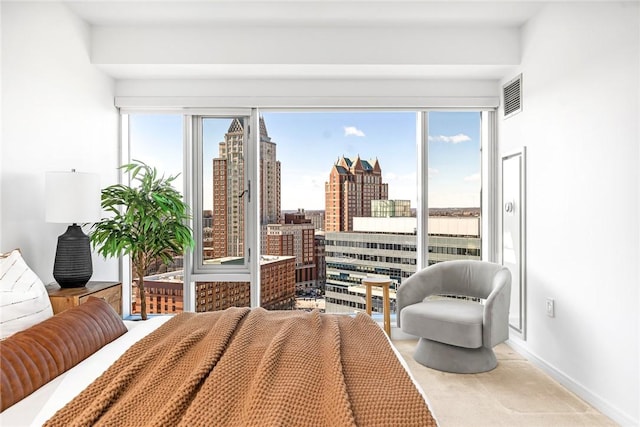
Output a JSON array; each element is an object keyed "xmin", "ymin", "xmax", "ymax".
[{"xmin": 0, "ymin": 249, "xmax": 54, "ymax": 339}]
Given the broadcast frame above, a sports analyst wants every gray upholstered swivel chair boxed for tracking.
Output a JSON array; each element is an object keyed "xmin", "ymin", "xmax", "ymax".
[{"xmin": 397, "ymin": 260, "xmax": 511, "ymax": 373}]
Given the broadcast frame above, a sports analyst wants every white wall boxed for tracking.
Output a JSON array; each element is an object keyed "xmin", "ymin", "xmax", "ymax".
[
  {"xmin": 1, "ymin": 2, "xmax": 119, "ymax": 283},
  {"xmin": 500, "ymin": 3, "xmax": 639, "ymax": 425},
  {"xmin": 0, "ymin": 2, "xmax": 3, "ymax": 239}
]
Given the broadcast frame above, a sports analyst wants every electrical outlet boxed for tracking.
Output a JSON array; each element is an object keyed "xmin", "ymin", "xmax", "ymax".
[{"xmin": 546, "ymin": 298, "xmax": 555, "ymax": 318}]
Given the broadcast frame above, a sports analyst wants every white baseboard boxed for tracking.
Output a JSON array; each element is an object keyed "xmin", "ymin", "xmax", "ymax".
[{"xmin": 507, "ymin": 338, "xmax": 638, "ymax": 427}]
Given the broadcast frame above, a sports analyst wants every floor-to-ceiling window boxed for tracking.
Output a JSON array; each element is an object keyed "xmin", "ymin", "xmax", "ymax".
[
  {"xmin": 427, "ymin": 111, "xmax": 482, "ymax": 267},
  {"xmin": 191, "ymin": 116, "xmax": 254, "ymax": 312},
  {"xmin": 258, "ymin": 111, "xmax": 417, "ymax": 314},
  {"xmin": 124, "ymin": 114, "xmax": 184, "ymax": 316},
  {"xmin": 121, "ymin": 108, "xmax": 492, "ymax": 316}
]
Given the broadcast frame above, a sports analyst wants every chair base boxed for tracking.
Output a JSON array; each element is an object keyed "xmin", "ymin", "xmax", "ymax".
[{"xmin": 413, "ymin": 338, "xmax": 498, "ymax": 373}]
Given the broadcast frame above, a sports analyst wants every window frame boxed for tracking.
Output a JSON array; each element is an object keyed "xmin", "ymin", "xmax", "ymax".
[
  {"xmin": 187, "ymin": 110, "xmax": 261, "ymax": 310},
  {"xmin": 118, "ymin": 106, "xmax": 498, "ymax": 313}
]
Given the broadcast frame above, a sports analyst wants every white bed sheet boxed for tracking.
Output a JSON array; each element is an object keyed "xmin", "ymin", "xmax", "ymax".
[
  {"xmin": 0, "ymin": 316, "xmax": 172, "ymax": 427},
  {"xmin": 0, "ymin": 315, "xmax": 436, "ymax": 427}
]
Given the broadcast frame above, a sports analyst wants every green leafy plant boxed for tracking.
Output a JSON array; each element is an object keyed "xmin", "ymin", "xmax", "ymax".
[{"xmin": 90, "ymin": 160, "xmax": 194, "ymax": 320}]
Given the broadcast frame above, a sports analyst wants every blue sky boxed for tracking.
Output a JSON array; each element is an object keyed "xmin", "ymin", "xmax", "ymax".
[{"xmin": 130, "ymin": 111, "xmax": 481, "ymax": 211}]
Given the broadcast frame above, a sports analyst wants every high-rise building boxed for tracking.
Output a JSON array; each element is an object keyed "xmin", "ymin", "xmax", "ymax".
[
  {"xmin": 259, "ymin": 118, "xmax": 281, "ymax": 226},
  {"xmin": 324, "ymin": 156, "xmax": 388, "ymax": 232},
  {"xmin": 212, "ymin": 117, "xmax": 281, "ymax": 259},
  {"xmin": 371, "ymin": 199, "xmax": 411, "ymax": 218},
  {"xmin": 314, "ymin": 233, "xmax": 326, "ymax": 293},
  {"xmin": 324, "ymin": 216, "xmax": 481, "ymax": 314},
  {"xmin": 135, "ymin": 275, "xmax": 184, "ymax": 315},
  {"xmin": 266, "ymin": 209, "xmax": 316, "ymax": 293},
  {"xmin": 196, "ymin": 256, "xmax": 295, "ymax": 311},
  {"xmin": 303, "ymin": 210, "xmax": 325, "ymax": 231},
  {"xmin": 205, "ymin": 117, "xmax": 293, "ymax": 312},
  {"xmin": 138, "ymin": 255, "xmax": 296, "ymax": 313}
]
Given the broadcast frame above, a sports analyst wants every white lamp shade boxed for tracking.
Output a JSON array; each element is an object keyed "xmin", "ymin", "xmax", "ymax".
[{"xmin": 46, "ymin": 171, "xmax": 102, "ymax": 223}]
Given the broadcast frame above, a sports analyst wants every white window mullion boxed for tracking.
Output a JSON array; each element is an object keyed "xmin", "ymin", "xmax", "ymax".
[
  {"xmin": 118, "ymin": 113, "xmax": 132, "ymax": 318},
  {"xmin": 247, "ymin": 109, "xmax": 261, "ymax": 308},
  {"xmin": 416, "ymin": 111, "xmax": 429, "ymax": 270},
  {"xmin": 183, "ymin": 114, "xmax": 195, "ymax": 312},
  {"xmin": 481, "ymin": 110, "xmax": 498, "ymax": 262}
]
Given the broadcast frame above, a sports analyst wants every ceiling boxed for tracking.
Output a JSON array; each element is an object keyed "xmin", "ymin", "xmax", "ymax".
[
  {"xmin": 64, "ymin": 1, "xmax": 545, "ymax": 26},
  {"xmin": 63, "ymin": 0, "xmax": 551, "ymax": 80}
]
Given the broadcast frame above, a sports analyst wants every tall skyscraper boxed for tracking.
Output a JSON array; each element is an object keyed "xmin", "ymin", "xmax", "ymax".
[
  {"xmin": 259, "ymin": 118, "xmax": 281, "ymax": 226},
  {"xmin": 324, "ymin": 156, "xmax": 388, "ymax": 232},
  {"xmin": 212, "ymin": 117, "xmax": 281, "ymax": 259}
]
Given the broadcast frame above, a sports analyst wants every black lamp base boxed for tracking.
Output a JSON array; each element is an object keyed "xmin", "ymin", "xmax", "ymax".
[{"xmin": 53, "ymin": 224, "xmax": 93, "ymax": 288}]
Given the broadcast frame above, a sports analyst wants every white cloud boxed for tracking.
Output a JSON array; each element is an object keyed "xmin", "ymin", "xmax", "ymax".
[
  {"xmin": 343, "ymin": 126, "xmax": 366, "ymax": 137},
  {"xmin": 429, "ymin": 191, "xmax": 480, "ymax": 208},
  {"xmin": 385, "ymin": 172, "xmax": 417, "ymax": 206},
  {"xmin": 281, "ymin": 173, "xmax": 327, "ymax": 210},
  {"xmin": 428, "ymin": 133, "xmax": 471, "ymax": 144},
  {"xmin": 428, "ymin": 168, "xmax": 439, "ymax": 178},
  {"xmin": 464, "ymin": 172, "xmax": 481, "ymax": 182}
]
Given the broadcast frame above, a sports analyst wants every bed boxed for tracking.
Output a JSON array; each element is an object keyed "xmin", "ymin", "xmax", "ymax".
[{"xmin": 0, "ymin": 297, "xmax": 438, "ymax": 426}]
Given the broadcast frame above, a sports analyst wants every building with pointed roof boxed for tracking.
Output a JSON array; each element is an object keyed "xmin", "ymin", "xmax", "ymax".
[
  {"xmin": 211, "ymin": 117, "xmax": 281, "ymax": 259},
  {"xmin": 324, "ymin": 155, "xmax": 388, "ymax": 232}
]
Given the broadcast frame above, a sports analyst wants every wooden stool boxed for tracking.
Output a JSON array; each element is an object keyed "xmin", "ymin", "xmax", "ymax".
[{"xmin": 362, "ymin": 277, "xmax": 392, "ymax": 337}]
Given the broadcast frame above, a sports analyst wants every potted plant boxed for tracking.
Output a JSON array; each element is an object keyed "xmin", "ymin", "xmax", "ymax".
[{"xmin": 90, "ymin": 160, "xmax": 194, "ymax": 320}]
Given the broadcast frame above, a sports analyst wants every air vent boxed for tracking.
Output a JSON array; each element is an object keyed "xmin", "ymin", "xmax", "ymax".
[{"xmin": 503, "ymin": 74, "xmax": 522, "ymax": 118}]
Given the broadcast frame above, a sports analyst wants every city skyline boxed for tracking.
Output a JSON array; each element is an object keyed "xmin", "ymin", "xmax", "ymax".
[{"xmin": 129, "ymin": 111, "xmax": 481, "ymax": 212}]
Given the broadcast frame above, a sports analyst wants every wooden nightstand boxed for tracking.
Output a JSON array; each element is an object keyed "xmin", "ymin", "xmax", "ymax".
[{"xmin": 46, "ymin": 281, "xmax": 122, "ymax": 316}]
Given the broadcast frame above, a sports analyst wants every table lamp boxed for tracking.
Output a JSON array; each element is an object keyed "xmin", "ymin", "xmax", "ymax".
[{"xmin": 45, "ymin": 170, "xmax": 101, "ymax": 288}]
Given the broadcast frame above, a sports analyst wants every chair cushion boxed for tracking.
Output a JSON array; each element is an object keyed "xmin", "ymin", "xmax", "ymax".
[{"xmin": 400, "ymin": 299, "xmax": 483, "ymax": 349}]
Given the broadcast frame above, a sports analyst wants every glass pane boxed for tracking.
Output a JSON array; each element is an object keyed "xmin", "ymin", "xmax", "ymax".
[
  {"xmin": 261, "ymin": 111, "xmax": 417, "ymax": 316},
  {"xmin": 194, "ymin": 274, "xmax": 296, "ymax": 312},
  {"xmin": 191, "ymin": 118, "xmax": 256, "ymax": 313},
  {"xmin": 427, "ymin": 112, "xmax": 482, "ymax": 266},
  {"xmin": 128, "ymin": 114, "xmax": 184, "ymax": 316},
  {"xmin": 202, "ymin": 117, "xmax": 247, "ymax": 263},
  {"xmin": 195, "ymin": 281, "xmax": 250, "ymax": 312}
]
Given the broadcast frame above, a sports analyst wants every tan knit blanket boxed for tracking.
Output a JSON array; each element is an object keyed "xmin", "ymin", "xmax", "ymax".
[{"xmin": 45, "ymin": 307, "xmax": 437, "ymax": 427}]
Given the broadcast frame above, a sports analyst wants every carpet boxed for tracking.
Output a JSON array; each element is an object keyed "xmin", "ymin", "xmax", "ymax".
[{"xmin": 393, "ymin": 340, "xmax": 617, "ymax": 427}]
